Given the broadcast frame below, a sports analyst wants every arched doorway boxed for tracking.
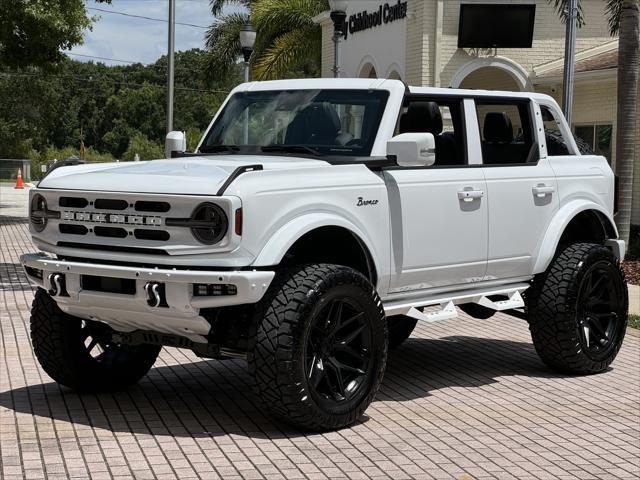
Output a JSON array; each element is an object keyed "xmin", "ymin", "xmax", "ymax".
[
  {"xmin": 450, "ymin": 56, "xmax": 532, "ymax": 92},
  {"xmin": 459, "ymin": 66, "xmax": 521, "ymax": 91},
  {"xmin": 359, "ymin": 63, "xmax": 378, "ymax": 79}
]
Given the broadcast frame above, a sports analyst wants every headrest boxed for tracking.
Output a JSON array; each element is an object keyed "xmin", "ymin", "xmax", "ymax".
[
  {"xmin": 399, "ymin": 101, "xmax": 443, "ymax": 135},
  {"xmin": 483, "ymin": 112, "xmax": 513, "ymax": 144},
  {"xmin": 285, "ymin": 103, "xmax": 341, "ymax": 144}
]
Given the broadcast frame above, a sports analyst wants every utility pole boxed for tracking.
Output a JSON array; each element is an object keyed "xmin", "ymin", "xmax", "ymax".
[
  {"xmin": 166, "ymin": 0, "xmax": 176, "ymax": 134},
  {"xmin": 561, "ymin": 0, "xmax": 578, "ymax": 125}
]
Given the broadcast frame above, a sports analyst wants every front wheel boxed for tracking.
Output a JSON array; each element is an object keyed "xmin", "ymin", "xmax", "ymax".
[
  {"xmin": 30, "ymin": 289, "xmax": 161, "ymax": 392},
  {"xmin": 527, "ymin": 243, "xmax": 628, "ymax": 374},
  {"xmin": 248, "ymin": 264, "xmax": 387, "ymax": 431}
]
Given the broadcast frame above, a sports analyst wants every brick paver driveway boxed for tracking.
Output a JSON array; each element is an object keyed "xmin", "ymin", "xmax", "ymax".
[{"xmin": 1, "ymin": 215, "xmax": 639, "ymax": 480}]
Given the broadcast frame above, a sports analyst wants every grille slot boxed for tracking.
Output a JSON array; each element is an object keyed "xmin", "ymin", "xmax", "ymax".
[
  {"xmin": 134, "ymin": 229, "xmax": 170, "ymax": 241},
  {"xmin": 94, "ymin": 199, "xmax": 129, "ymax": 210},
  {"xmin": 59, "ymin": 224, "xmax": 88, "ymax": 235},
  {"xmin": 59, "ymin": 197, "xmax": 89, "ymax": 208},
  {"xmin": 58, "ymin": 242, "xmax": 169, "ymax": 255},
  {"xmin": 135, "ymin": 201, "xmax": 170, "ymax": 213},
  {"xmin": 94, "ymin": 226, "xmax": 128, "ymax": 238}
]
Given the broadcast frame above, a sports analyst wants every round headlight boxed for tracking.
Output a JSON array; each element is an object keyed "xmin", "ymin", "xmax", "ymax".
[
  {"xmin": 190, "ymin": 203, "xmax": 228, "ymax": 245},
  {"xmin": 30, "ymin": 194, "xmax": 48, "ymax": 232}
]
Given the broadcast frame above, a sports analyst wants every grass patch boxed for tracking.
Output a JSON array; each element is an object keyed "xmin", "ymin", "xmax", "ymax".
[{"xmin": 629, "ymin": 314, "xmax": 640, "ymax": 330}]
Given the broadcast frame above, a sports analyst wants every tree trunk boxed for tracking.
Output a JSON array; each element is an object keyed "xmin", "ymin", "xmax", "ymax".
[{"xmin": 615, "ymin": 0, "xmax": 640, "ymax": 247}]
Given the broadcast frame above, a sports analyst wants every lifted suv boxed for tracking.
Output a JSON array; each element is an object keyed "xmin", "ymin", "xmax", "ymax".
[{"xmin": 22, "ymin": 79, "xmax": 628, "ymax": 431}]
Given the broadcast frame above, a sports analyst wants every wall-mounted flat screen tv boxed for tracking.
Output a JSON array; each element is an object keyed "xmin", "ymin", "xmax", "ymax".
[{"xmin": 458, "ymin": 4, "xmax": 536, "ymax": 48}]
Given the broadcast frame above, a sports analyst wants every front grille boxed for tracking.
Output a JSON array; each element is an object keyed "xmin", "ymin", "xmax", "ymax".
[{"xmin": 36, "ymin": 190, "xmax": 235, "ymax": 255}]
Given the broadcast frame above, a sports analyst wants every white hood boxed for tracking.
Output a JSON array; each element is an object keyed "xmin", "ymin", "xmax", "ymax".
[{"xmin": 38, "ymin": 156, "xmax": 329, "ymax": 195}]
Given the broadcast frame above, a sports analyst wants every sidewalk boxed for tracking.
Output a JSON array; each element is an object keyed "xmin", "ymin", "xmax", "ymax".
[
  {"xmin": 1, "ymin": 216, "xmax": 639, "ymax": 479},
  {"xmin": 0, "ymin": 182, "xmax": 31, "ymax": 217}
]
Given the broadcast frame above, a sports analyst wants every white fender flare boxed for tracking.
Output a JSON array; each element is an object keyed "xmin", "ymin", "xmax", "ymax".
[
  {"xmin": 251, "ymin": 213, "xmax": 381, "ymax": 275},
  {"xmin": 532, "ymin": 200, "xmax": 618, "ymax": 274}
]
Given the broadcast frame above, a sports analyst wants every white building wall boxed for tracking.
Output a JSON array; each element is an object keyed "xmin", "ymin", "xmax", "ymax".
[{"xmin": 319, "ymin": 0, "xmax": 407, "ymax": 79}]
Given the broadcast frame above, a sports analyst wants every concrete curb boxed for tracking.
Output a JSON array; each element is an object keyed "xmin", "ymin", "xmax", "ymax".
[{"xmin": 629, "ymin": 284, "xmax": 639, "ymax": 315}]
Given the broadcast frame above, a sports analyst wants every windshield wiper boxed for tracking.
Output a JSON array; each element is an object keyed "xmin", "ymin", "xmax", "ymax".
[
  {"xmin": 199, "ymin": 145, "xmax": 241, "ymax": 154},
  {"xmin": 261, "ymin": 145, "xmax": 323, "ymax": 156}
]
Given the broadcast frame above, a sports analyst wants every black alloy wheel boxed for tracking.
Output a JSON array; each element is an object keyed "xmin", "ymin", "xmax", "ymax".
[
  {"xmin": 576, "ymin": 261, "xmax": 624, "ymax": 361},
  {"xmin": 305, "ymin": 297, "xmax": 372, "ymax": 406}
]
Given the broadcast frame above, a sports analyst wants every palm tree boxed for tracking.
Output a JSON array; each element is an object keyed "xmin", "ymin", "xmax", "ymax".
[
  {"xmin": 205, "ymin": 0, "xmax": 327, "ymax": 81},
  {"xmin": 251, "ymin": 0, "xmax": 328, "ymax": 79},
  {"xmin": 205, "ymin": 1, "xmax": 250, "ymax": 79},
  {"xmin": 548, "ymin": 0, "xmax": 639, "ymax": 245}
]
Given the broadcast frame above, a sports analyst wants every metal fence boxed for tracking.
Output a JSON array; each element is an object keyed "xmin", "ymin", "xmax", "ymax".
[{"xmin": 0, "ymin": 159, "xmax": 31, "ymax": 183}]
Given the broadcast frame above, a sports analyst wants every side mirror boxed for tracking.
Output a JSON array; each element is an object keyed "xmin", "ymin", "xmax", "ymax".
[
  {"xmin": 165, "ymin": 131, "xmax": 186, "ymax": 159},
  {"xmin": 387, "ymin": 132, "xmax": 436, "ymax": 167}
]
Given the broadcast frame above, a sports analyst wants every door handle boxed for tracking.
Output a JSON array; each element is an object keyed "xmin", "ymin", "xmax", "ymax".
[
  {"xmin": 532, "ymin": 184, "xmax": 555, "ymax": 197},
  {"xmin": 458, "ymin": 188, "xmax": 485, "ymax": 202}
]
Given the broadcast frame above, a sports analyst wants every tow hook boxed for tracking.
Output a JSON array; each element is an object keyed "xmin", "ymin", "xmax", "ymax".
[
  {"xmin": 144, "ymin": 282, "xmax": 167, "ymax": 307},
  {"xmin": 48, "ymin": 273, "xmax": 67, "ymax": 297}
]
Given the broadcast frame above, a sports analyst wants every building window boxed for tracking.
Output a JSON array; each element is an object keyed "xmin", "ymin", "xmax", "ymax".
[{"xmin": 574, "ymin": 124, "xmax": 613, "ymax": 162}]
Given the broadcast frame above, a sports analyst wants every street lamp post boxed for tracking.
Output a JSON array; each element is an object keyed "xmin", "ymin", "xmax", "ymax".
[
  {"xmin": 166, "ymin": 0, "xmax": 176, "ymax": 134},
  {"xmin": 561, "ymin": 0, "xmax": 578, "ymax": 125},
  {"xmin": 329, "ymin": 0, "xmax": 348, "ymax": 78},
  {"xmin": 239, "ymin": 22, "xmax": 256, "ymax": 143},
  {"xmin": 239, "ymin": 23, "xmax": 256, "ymax": 83}
]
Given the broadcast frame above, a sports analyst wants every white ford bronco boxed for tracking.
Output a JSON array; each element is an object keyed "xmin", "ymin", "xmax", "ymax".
[{"xmin": 22, "ymin": 79, "xmax": 628, "ymax": 431}]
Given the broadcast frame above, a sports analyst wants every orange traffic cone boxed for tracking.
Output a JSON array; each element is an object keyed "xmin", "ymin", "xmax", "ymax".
[{"xmin": 14, "ymin": 168, "xmax": 24, "ymax": 189}]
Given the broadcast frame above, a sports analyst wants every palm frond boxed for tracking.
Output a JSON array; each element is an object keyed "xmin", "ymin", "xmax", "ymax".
[
  {"xmin": 252, "ymin": 26, "xmax": 321, "ymax": 80},
  {"xmin": 546, "ymin": 0, "xmax": 587, "ymax": 27},
  {"xmin": 210, "ymin": 0, "xmax": 251, "ymax": 17},
  {"xmin": 605, "ymin": 0, "xmax": 622, "ymax": 35},
  {"xmin": 204, "ymin": 12, "xmax": 250, "ymax": 78},
  {"xmin": 252, "ymin": 0, "xmax": 327, "ymax": 32}
]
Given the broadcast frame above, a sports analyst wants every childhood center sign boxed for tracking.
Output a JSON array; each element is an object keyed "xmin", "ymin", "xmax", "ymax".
[{"xmin": 344, "ymin": 0, "xmax": 408, "ymax": 39}]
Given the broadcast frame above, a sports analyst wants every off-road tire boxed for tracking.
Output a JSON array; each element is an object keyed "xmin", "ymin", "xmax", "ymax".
[
  {"xmin": 387, "ymin": 315, "xmax": 418, "ymax": 349},
  {"xmin": 248, "ymin": 264, "xmax": 387, "ymax": 431},
  {"xmin": 31, "ymin": 288, "xmax": 161, "ymax": 392},
  {"xmin": 527, "ymin": 243, "xmax": 628, "ymax": 374}
]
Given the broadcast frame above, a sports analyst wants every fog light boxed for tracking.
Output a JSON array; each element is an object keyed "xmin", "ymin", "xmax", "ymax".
[{"xmin": 192, "ymin": 283, "xmax": 238, "ymax": 296}]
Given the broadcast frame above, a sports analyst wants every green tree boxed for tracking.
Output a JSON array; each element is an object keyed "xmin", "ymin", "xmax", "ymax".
[
  {"xmin": 0, "ymin": 0, "xmax": 111, "ymax": 69},
  {"xmin": 549, "ymin": 0, "xmax": 638, "ymax": 244},
  {"xmin": 205, "ymin": 0, "xmax": 327, "ymax": 80},
  {"xmin": 122, "ymin": 132, "xmax": 163, "ymax": 161}
]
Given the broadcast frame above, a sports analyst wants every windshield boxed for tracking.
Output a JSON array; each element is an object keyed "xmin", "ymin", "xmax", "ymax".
[{"xmin": 200, "ymin": 89, "xmax": 389, "ymax": 157}]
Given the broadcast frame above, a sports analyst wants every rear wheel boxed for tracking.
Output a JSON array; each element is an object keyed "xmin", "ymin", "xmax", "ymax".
[
  {"xmin": 527, "ymin": 243, "xmax": 628, "ymax": 374},
  {"xmin": 31, "ymin": 288, "xmax": 161, "ymax": 391},
  {"xmin": 249, "ymin": 264, "xmax": 387, "ymax": 431}
]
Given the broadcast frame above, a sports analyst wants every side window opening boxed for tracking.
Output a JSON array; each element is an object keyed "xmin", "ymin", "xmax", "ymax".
[
  {"xmin": 476, "ymin": 100, "xmax": 538, "ymax": 165},
  {"xmin": 396, "ymin": 98, "xmax": 467, "ymax": 166}
]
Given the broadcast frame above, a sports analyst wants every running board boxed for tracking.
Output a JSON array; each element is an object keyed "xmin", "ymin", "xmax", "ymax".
[
  {"xmin": 476, "ymin": 290, "xmax": 524, "ymax": 311},
  {"xmin": 405, "ymin": 301, "xmax": 458, "ymax": 323},
  {"xmin": 384, "ymin": 283, "xmax": 529, "ymax": 320}
]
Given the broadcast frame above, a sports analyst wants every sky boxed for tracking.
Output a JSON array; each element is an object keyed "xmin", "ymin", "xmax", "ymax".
[{"xmin": 68, "ymin": 0, "xmax": 246, "ymax": 66}]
